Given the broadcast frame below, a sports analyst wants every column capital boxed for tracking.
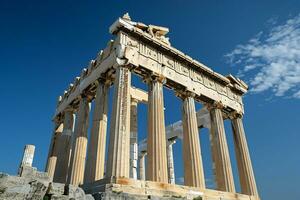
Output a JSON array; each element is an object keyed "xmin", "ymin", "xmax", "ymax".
[
  {"xmin": 97, "ymin": 74, "xmax": 113, "ymax": 86},
  {"xmin": 64, "ymin": 106, "xmax": 75, "ymax": 113},
  {"xmin": 53, "ymin": 116, "xmax": 61, "ymax": 125},
  {"xmin": 144, "ymin": 73, "xmax": 166, "ymax": 84},
  {"xmin": 205, "ymin": 101, "xmax": 225, "ymax": 111},
  {"xmin": 131, "ymin": 98, "xmax": 139, "ymax": 105},
  {"xmin": 229, "ymin": 110, "xmax": 243, "ymax": 120},
  {"xmin": 175, "ymin": 90, "xmax": 195, "ymax": 99},
  {"xmin": 79, "ymin": 92, "xmax": 94, "ymax": 102},
  {"xmin": 139, "ymin": 151, "xmax": 147, "ymax": 158},
  {"xmin": 167, "ymin": 138, "xmax": 177, "ymax": 146}
]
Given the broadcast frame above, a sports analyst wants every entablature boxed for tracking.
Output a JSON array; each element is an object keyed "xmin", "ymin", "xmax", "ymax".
[{"xmin": 54, "ymin": 14, "xmax": 248, "ymax": 120}]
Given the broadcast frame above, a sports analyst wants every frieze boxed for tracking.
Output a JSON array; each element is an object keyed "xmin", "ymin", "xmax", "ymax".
[
  {"xmin": 162, "ymin": 55, "xmax": 175, "ymax": 69},
  {"xmin": 176, "ymin": 62, "xmax": 189, "ymax": 76},
  {"xmin": 203, "ymin": 76, "xmax": 216, "ymax": 90},
  {"xmin": 216, "ymin": 82, "xmax": 227, "ymax": 96}
]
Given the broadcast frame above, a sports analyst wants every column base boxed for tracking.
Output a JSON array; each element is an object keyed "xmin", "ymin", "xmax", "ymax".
[{"xmin": 81, "ymin": 177, "xmax": 259, "ymax": 200}]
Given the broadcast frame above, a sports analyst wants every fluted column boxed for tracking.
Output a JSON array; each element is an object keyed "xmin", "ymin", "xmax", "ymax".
[
  {"xmin": 106, "ymin": 66, "xmax": 131, "ymax": 178},
  {"xmin": 208, "ymin": 127, "xmax": 219, "ymax": 188},
  {"xmin": 84, "ymin": 81, "xmax": 109, "ymax": 183},
  {"xmin": 231, "ymin": 114, "xmax": 258, "ymax": 196},
  {"xmin": 209, "ymin": 104, "xmax": 235, "ymax": 192},
  {"xmin": 139, "ymin": 151, "xmax": 147, "ymax": 181},
  {"xmin": 130, "ymin": 99, "xmax": 138, "ymax": 179},
  {"xmin": 181, "ymin": 94, "xmax": 205, "ymax": 188},
  {"xmin": 167, "ymin": 140, "xmax": 176, "ymax": 184},
  {"xmin": 67, "ymin": 96, "xmax": 91, "ymax": 185},
  {"xmin": 45, "ymin": 123, "xmax": 63, "ymax": 180},
  {"xmin": 54, "ymin": 109, "xmax": 75, "ymax": 183},
  {"xmin": 147, "ymin": 76, "xmax": 168, "ymax": 183}
]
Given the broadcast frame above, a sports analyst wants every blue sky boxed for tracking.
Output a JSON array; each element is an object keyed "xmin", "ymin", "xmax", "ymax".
[{"xmin": 0, "ymin": 1, "xmax": 299, "ymax": 199}]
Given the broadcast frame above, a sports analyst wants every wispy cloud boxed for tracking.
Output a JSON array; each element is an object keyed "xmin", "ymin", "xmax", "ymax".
[{"xmin": 225, "ymin": 14, "xmax": 300, "ymax": 99}]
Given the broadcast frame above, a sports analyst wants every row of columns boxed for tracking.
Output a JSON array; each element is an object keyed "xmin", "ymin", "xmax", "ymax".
[{"xmin": 45, "ymin": 65, "xmax": 258, "ymax": 197}]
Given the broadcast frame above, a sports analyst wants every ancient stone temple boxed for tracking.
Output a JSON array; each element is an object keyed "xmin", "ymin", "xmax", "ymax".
[{"xmin": 45, "ymin": 13, "xmax": 259, "ymax": 200}]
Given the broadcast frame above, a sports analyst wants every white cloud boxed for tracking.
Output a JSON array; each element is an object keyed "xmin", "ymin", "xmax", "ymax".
[{"xmin": 225, "ymin": 14, "xmax": 300, "ymax": 98}]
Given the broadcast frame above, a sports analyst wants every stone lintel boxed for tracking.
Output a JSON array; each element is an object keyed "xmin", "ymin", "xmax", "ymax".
[{"xmin": 130, "ymin": 86, "xmax": 148, "ymax": 104}]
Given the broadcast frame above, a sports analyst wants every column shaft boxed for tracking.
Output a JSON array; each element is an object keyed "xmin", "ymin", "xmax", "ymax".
[
  {"xmin": 139, "ymin": 152, "xmax": 146, "ymax": 181},
  {"xmin": 209, "ymin": 127, "xmax": 220, "ymax": 188},
  {"xmin": 106, "ymin": 66, "xmax": 131, "ymax": 178},
  {"xmin": 182, "ymin": 96, "xmax": 205, "ymax": 188},
  {"xmin": 67, "ymin": 97, "xmax": 91, "ymax": 185},
  {"xmin": 167, "ymin": 141, "xmax": 175, "ymax": 184},
  {"xmin": 210, "ymin": 107, "xmax": 235, "ymax": 192},
  {"xmin": 147, "ymin": 78, "xmax": 168, "ymax": 183},
  {"xmin": 54, "ymin": 110, "xmax": 75, "ymax": 183},
  {"xmin": 232, "ymin": 117, "xmax": 258, "ymax": 196},
  {"xmin": 130, "ymin": 100, "xmax": 138, "ymax": 179},
  {"xmin": 84, "ymin": 83, "xmax": 109, "ymax": 183},
  {"xmin": 45, "ymin": 123, "xmax": 63, "ymax": 180}
]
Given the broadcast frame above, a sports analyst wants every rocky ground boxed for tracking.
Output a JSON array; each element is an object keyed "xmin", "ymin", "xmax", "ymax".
[{"xmin": 0, "ymin": 166, "xmax": 94, "ymax": 200}]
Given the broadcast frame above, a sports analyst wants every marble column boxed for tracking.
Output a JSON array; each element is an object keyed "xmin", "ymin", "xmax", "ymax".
[
  {"xmin": 139, "ymin": 151, "xmax": 147, "ymax": 181},
  {"xmin": 167, "ymin": 140, "xmax": 176, "ymax": 184},
  {"xmin": 53, "ymin": 109, "xmax": 75, "ymax": 183},
  {"xmin": 147, "ymin": 76, "xmax": 168, "ymax": 183},
  {"xmin": 84, "ymin": 81, "xmax": 109, "ymax": 183},
  {"xmin": 45, "ymin": 123, "xmax": 63, "ymax": 180},
  {"xmin": 231, "ymin": 115, "xmax": 258, "ymax": 196},
  {"xmin": 18, "ymin": 145, "xmax": 36, "ymax": 176},
  {"xmin": 106, "ymin": 66, "xmax": 131, "ymax": 178},
  {"xmin": 209, "ymin": 104, "xmax": 235, "ymax": 192},
  {"xmin": 67, "ymin": 96, "xmax": 91, "ymax": 185},
  {"xmin": 130, "ymin": 99, "xmax": 138, "ymax": 180},
  {"xmin": 20, "ymin": 145, "xmax": 35, "ymax": 167},
  {"xmin": 182, "ymin": 95, "xmax": 205, "ymax": 188}
]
